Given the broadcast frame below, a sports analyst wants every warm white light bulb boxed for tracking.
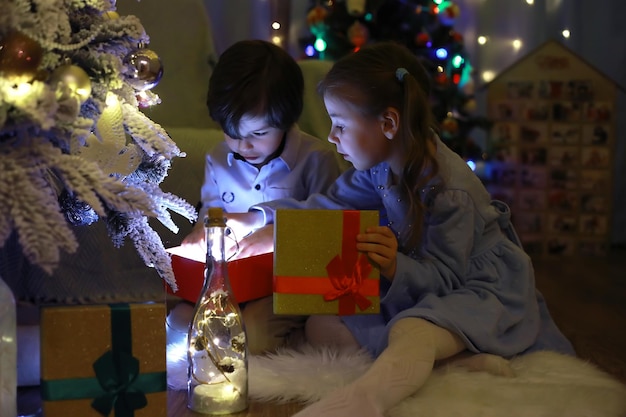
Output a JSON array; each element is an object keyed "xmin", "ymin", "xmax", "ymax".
[
  {"xmin": 6, "ymin": 82, "xmax": 33, "ymax": 99},
  {"xmin": 526, "ymin": 0, "xmax": 534, "ymax": 4},
  {"xmin": 271, "ymin": 35, "xmax": 282, "ymax": 46},
  {"xmin": 272, "ymin": 21, "xmax": 281, "ymax": 30},
  {"xmin": 482, "ymin": 71, "xmax": 495, "ymax": 83},
  {"xmin": 477, "ymin": 36, "xmax": 487, "ymax": 45},
  {"xmin": 105, "ymin": 91, "xmax": 118, "ymax": 107},
  {"xmin": 562, "ymin": 29, "xmax": 571, "ymax": 38},
  {"xmin": 512, "ymin": 39, "xmax": 523, "ymax": 50}
]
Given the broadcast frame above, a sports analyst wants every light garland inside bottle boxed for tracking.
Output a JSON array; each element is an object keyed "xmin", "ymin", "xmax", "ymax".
[{"xmin": 187, "ymin": 289, "xmax": 247, "ymax": 413}]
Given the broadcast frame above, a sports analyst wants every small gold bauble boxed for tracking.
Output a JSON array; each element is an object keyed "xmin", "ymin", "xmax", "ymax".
[
  {"xmin": 50, "ymin": 64, "xmax": 92, "ymax": 103},
  {"xmin": 123, "ymin": 47, "xmax": 163, "ymax": 91},
  {"xmin": 103, "ymin": 11, "xmax": 120, "ymax": 19}
]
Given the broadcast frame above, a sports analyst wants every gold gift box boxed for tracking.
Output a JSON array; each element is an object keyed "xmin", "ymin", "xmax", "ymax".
[
  {"xmin": 40, "ymin": 303, "xmax": 167, "ymax": 417},
  {"xmin": 274, "ymin": 209, "xmax": 380, "ymax": 315}
]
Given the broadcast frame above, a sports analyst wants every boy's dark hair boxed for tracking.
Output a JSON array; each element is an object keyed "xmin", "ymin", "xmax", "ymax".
[{"xmin": 207, "ymin": 40, "xmax": 304, "ymax": 139}]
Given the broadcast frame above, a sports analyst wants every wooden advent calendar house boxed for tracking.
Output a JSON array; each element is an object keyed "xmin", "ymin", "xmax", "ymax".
[{"xmin": 482, "ymin": 40, "xmax": 621, "ymax": 257}]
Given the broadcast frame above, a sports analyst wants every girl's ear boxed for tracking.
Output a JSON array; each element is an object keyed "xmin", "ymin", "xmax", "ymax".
[{"xmin": 380, "ymin": 107, "xmax": 400, "ymax": 140}]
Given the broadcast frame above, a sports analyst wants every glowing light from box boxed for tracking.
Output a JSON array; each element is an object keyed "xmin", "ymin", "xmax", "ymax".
[{"xmin": 477, "ymin": 36, "xmax": 487, "ymax": 45}]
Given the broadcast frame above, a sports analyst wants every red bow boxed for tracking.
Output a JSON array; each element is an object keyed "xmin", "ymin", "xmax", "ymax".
[{"xmin": 324, "ymin": 253, "xmax": 373, "ymax": 315}]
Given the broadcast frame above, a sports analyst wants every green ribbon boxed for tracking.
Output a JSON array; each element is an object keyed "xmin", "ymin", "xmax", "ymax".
[{"xmin": 41, "ymin": 303, "xmax": 166, "ymax": 417}]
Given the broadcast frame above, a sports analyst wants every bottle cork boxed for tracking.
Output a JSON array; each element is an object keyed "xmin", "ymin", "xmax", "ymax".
[{"xmin": 205, "ymin": 207, "xmax": 226, "ymax": 227}]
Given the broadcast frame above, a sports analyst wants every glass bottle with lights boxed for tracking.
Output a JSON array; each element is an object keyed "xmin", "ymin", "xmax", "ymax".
[{"xmin": 187, "ymin": 207, "xmax": 248, "ymax": 414}]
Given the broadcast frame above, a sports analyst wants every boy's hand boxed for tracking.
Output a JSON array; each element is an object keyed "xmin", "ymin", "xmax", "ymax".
[
  {"xmin": 224, "ymin": 211, "xmax": 265, "ymax": 241},
  {"xmin": 356, "ymin": 226, "xmax": 398, "ymax": 280},
  {"xmin": 229, "ymin": 224, "xmax": 274, "ymax": 260},
  {"xmin": 178, "ymin": 222, "xmax": 206, "ymax": 262},
  {"xmin": 182, "ymin": 222, "xmax": 205, "ymax": 246}
]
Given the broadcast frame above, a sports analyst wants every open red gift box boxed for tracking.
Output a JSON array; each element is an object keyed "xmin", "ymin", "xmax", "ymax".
[{"xmin": 167, "ymin": 252, "xmax": 273, "ymax": 303}]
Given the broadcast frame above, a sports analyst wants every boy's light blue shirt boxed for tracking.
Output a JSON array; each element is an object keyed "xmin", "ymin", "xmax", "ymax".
[{"xmin": 200, "ymin": 125, "xmax": 343, "ymax": 215}]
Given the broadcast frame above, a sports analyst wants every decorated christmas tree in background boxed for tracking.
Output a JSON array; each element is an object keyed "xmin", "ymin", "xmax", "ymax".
[
  {"xmin": 301, "ymin": 0, "xmax": 492, "ymax": 162},
  {"xmin": 0, "ymin": 0, "xmax": 196, "ymax": 290}
]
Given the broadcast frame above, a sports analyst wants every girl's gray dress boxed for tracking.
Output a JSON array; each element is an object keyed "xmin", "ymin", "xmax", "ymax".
[{"xmin": 257, "ymin": 136, "xmax": 574, "ymax": 358}]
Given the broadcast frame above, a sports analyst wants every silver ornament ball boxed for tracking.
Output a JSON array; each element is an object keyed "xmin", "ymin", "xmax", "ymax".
[{"xmin": 123, "ymin": 47, "xmax": 163, "ymax": 91}]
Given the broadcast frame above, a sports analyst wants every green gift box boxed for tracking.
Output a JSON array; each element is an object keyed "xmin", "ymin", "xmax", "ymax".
[
  {"xmin": 40, "ymin": 303, "xmax": 167, "ymax": 417},
  {"xmin": 274, "ymin": 209, "xmax": 380, "ymax": 315}
]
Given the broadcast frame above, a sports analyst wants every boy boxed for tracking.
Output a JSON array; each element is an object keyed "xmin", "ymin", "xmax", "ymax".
[{"xmin": 176, "ymin": 40, "xmax": 343, "ymax": 353}]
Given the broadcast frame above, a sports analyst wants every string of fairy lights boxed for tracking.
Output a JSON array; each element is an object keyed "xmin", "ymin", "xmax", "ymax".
[{"xmin": 262, "ymin": 0, "xmax": 575, "ymax": 86}]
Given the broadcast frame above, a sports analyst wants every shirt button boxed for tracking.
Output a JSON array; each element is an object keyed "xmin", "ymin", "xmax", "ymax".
[{"xmin": 254, "ymin": 184, "xmax": 261, "ymax": 190}]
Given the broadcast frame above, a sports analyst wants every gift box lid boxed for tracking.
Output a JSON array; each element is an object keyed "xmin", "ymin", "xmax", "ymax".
[{"xmin": 168, "ymin": 252, "xmax": 273, "ymax": 304}]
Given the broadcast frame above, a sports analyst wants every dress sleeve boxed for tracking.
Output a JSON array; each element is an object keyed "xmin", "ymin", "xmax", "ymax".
[
  {"xmin": 384, "ymin": 189, "xmax": 476, "ymax": 303},
  {"xmin": 252, "ymin": 168, "xmax": 381, "ymax": 224},
  {"xmin": 302, "ymin": 147, "xmax": 344, "ymax": 195}
]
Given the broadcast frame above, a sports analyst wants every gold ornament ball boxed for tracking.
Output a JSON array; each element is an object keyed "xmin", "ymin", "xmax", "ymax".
[
  {"xmin": 123, "ymin": 48, "xmax": 164, "ymax": 91},
  {"xmin": 50, "ymin": 64, "xmax": 92, "ymax": 103},
  {"xmin": 0, "ymin": 31, "xmax": 44, "ymax": 80},
  {"xmin": 103, "ymin": 11, "xmax": 120, "ymax": 20}
]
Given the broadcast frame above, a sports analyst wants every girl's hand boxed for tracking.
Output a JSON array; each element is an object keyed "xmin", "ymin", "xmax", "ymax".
[{"xmin": 356, "ymin": 226, "xmax": 398, "ymax": 280}]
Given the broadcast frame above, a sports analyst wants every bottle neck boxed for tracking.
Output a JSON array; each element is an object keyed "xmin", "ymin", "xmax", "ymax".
[
  {"xmin": 205, "ymin": 225, "xmax": 229, "ymax": 289},
  {"xmin": 206, "ymin": 225, "xmax": 227, "ymax": 264}
]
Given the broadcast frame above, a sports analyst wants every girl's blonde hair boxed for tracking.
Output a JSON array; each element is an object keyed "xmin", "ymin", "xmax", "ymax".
[{"xmin": 318, "ymin": 42, "xmax": 440, "ymax": 253}]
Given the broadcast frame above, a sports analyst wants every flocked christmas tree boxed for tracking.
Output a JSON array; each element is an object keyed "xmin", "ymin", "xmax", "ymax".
[
  {"xmin": 0, "ymin": 0, "xmax": 197, "ymax": 290},
  {"xmin": 300, "ymin": 0, "xmax": 492, "ymax": 162}
]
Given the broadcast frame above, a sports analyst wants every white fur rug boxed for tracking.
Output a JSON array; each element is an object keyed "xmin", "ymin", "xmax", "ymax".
[{"xmin": 168, "ymin": 342, "xmax": 626, "ymax": 417}]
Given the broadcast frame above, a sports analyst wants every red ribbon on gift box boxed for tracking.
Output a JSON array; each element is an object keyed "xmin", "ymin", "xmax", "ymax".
[
  {"xmin": 274, "ymin": 210, "xmax": 378, "ymax": 315},
  {"xmin": 324, "ymin": 252, "xmax": 373, "ymax": 314}
]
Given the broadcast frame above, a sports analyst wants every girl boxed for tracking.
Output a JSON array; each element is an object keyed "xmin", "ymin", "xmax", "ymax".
[{"xmin": 230, "ymin": 42, "xmax": 574, "ymax": 416}]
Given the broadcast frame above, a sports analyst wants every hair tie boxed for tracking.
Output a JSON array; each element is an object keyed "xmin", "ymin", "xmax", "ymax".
[{"xmin": 395, "ymin": 67, "xmax": 409, "ymax": 82}]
